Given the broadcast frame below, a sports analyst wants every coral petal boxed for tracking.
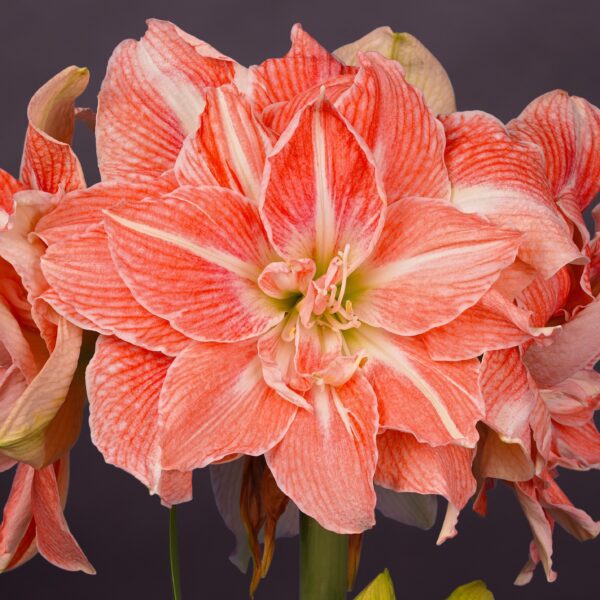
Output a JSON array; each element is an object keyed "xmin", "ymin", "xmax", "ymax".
[
  {"xmin": 260, "ymin": 95, "xmax": 385, "ymax": 272},
  {"xmin": 87, "ymin": 336, "xmax": 192, "ymax": 504},
  {"xmin": 104, "ymin": 186, "xmax": 282, "ymax": 342},
  {"xmin": 337, "ymin": 53, "xmax": 450, "ymax": 201},
  {"xmin": 97, "ymin": 19, "xmax": 238, "ymax": 181},
  {"xmin": 160, "ymin": 338, "xmax": 297, "ymax": 471},
  {"xmin": 266, "ymin": 374, "xmax": 378, "ymax": 533},
  {"xmin": 353, "ymin": 197, "xmax": 520, "ymax": 335}
]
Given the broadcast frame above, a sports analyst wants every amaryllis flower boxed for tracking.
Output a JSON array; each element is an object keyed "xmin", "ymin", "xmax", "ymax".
[
  {"xmin": 472, "ymin": 95, "xmax": 600, "ymax": 584},
  {"xmin": 0, "ymin": 67, "xmax": 93, "ymax": 574},
  {"xmin": 40, "ymin": 20, "xmax": 527, "ymax": 534}
]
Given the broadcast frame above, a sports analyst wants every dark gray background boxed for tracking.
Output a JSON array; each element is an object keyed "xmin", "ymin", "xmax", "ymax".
[{"xmin": 1, "ymin": 1, "xmax": 599, "ymax": 598}]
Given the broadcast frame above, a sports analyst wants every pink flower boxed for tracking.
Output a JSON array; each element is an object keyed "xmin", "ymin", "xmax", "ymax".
[
  {"xmin": 38, "ymin": 21, "xmax": 530, "ymax": 534},
  {"xmin": 0, "ymin": 67, "xmax": 93, "ymax": 574},
  {"xmin": 474, "ymin": 92, "xmax": 600, "ymax": 584}
]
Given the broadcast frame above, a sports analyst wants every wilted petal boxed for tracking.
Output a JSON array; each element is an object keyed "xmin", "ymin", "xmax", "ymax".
[
  {"xmin": 337, "ymin": 52, "xmax": 450, "ymax": 201},
  {"xmin": 210, "ymin": 459, "xmax": 252, "ymax": 572},
  {"xmin": 334, "ymin": 26, "xmax": 456, "ymax": 115},
  {"xmin": 352, "ymin": 197, "xmax": 520, "ymax": 336},
  {"xmin": 443, "ymin": 111, "xmax": 583, "ymax": 279},
  {"xmin": 21, "ymin": 66, "xmax": 88, "ymax": 193},
  {"xmin": 87, "ymin": 336, "xmax": 191, "ymax": 505},
  {"xmin": 266, "ymin": 375, "xmax": 378, "ymax": 533},
  {"xmin": 97, "ymin": 19, "xmax": 239, "ymax": 181},
  {"xmin": 160, "ymin": 338, "xmax": 298, "ymax": 471},
  {"xmin": 209, "ymin": 459, "xmax": 299, "ymax": 573},
  {"xmin": 260, "ymin": 94, "xmax": 385, "ymax": 272},
  {"xmin": 104, "ymin": 186, "xmax": 282, "ymax": 342}
]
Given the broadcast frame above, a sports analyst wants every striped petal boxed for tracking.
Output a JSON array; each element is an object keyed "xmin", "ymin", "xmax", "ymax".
[
  {"xmin": 104, "ymin": 186, "xmax": 282, "ymax": 343},
  {"xmin": 514, "ymin": 477, "xmax": 600, "ymax": 585},
  {"xmin": 96, "ymin": 19, "xmax": 239, "ymax": 182},
  {"xmin": 261, "ymin": 74, "xmax": 354, "ymax": 135},
  {"xmin": 443, "ymin": 111, "xmax": 584, "ymax": 279},
  {"xmin": 477, "ymin": 349, "xmax": 536, "ymax": 480},
  {"xmin": 160, "ymin": 338, "xmax": 298, "ymax": 471},
  {"xmin": 0, "ymin": 463, "xmax": 37, "ymax": 572},
  {"xmin": 175, "ymin": 85, "xmax": 275, "ymax": 203},
  {"xmin": 517, "ymin": 268, "xmax": 572, "ymax": 327},
  {"xmin": 513, "ymin": 480, "xmax": 556, "ymax": 585},
  {"xmin": 0, "ymin": 170, "xmax": 21, "ymax": 230},
  {"xmin": 375, "ymin": 430, "xmax": 475, "ymax": 543},
  {"xmin": 524, "ymin": 299, "xmax": 600, "ymax": 387},
  {"xmin": 266, "ymin": 374, "xmax": 378, "ymax": 533},
  {"xmin": 508, "ymin": 91, "xmax": 600, "ymax": 213},
  {"xmin": 31, "ymin": 461, "xmax": 95, "ymax": 573},
  {"xmin": 260, "ymin": 94, "xmax": 385, "ymax": 272},
  {"xmin": 336, "ymin": 53, "xmax": 450, "ymax": 201},
  {"xmin": 87, "ymin": 336, "xmax": 191, "ymax": 504},
  {"xmin": 421, "ymin": 289, "xmax": 553, "ymax": 361},
  {"xmin": 42, "ymin": 226, "xmax": 189, "ymax": 356},
  {"xmin": 352, "ymin": 197, "xmax": 521, "ymax": 336},
  {"xmin": 553, "ymin": 421, "xmax": 600, "ymax": 470},
  {"xmin": 480, "ymin": 348, "xmax": 536, "ymax": 445},
  {"xmin": 21, "ymin": 66, "xmax": 88, "ymax": 193},
  {"xmin": 249, "ymin": 24, "xmax": 353, "ymax": 114},
  {"xmin": 0, "ymin": 318, "xmax": 81, "ymax": 465},
  {"xmin": 347, "ymin": 326, "xmax": 483, "ymax": 447},
  {"xmin": 334, "ymin": 27, "xmax": 456, "ymax": 115},
  {"xmin": 0, "ymin": 458, "xmax": 93, "ymax": 574},
  {"xmin": 0, "ymin": 296, "xmax": 38, "ymax": 384},
  {"xmin": 35, "ymin": 174, "xmax": 178, "ymax": 246}
]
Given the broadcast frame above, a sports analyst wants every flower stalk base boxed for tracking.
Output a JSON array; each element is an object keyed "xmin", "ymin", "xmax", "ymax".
[{"xmin": 300, "ymin": 513, "xmax": 349, "ymax": 600}]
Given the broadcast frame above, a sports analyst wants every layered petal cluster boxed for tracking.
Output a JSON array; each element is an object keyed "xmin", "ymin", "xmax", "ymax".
[
  {"xmin": 471, "ymin": 92, "xmax": 600, "ymax": 584},
  {"xmin": 39, "ymin": 20, "xmax": 527, "ymax": 536},
  {"xmin": 0, "ymin": 67, "xmax": 93, "ymax": 574},
  {"xmin": 17, "ymin": 20, "xmax": 598, "ymax": 589}
]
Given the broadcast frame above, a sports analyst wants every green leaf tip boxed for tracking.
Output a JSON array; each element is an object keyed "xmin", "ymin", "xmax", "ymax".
[
  {"xmin": 447, "ymin": 580, "xmax": 494, "ymax": 600},
  {"xmin": 354, "ymin": 568, "xmax": 396, "ymax": 600}
]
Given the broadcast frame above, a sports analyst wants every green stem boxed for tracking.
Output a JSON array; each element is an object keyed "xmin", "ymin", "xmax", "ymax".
[
  {"xmin": 300, "ymin": 513, "xmax": 349, "ymax": 600},
  {"xmin": 169, "ymin": 507, "xmax": 182, "ymax": 600}
]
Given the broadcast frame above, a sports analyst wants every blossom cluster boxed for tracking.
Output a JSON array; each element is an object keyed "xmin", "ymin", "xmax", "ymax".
[{"xmin": 0, "ymin": 21, "xmax": 598, "ymax": 585}]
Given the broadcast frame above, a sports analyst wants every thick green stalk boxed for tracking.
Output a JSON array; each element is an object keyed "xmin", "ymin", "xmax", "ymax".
[
  {"xmin": 300, "ymin": 513, "xmax": 349, "ymax": 600},
  {"xmin": 169, "ymin": 507, "xmax": 182, "ymax": 600}
]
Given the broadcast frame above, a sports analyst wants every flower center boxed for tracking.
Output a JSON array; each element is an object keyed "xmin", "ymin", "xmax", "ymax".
[{"xmin": 296, "ymin": 244, "xmax": 361, "ymax": 333}]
